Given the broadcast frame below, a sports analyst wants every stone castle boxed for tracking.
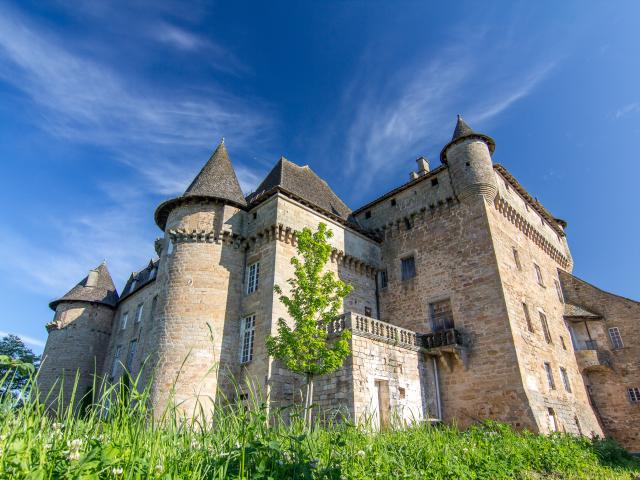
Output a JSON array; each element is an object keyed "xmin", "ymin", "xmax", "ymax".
[{"xmin": 38, "ymin": 116, "xmax": 640, "ymax": 452}]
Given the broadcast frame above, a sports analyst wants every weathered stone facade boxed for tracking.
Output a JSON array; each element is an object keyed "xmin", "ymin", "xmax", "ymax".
[{"xmin": 39, "ymin": 119, "xmax": 639, "ymax": 451}]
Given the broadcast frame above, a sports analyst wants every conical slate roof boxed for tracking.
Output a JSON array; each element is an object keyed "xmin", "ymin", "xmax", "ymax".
[
  {"xmin": 49, "ymin": 263, "xmax": 119, "ymax": 311},
  {"xmin": 155, "ymin": 140, "xmax": 247, "ymax": 229},
  {"xmin": 247, "ymin": 156, "xmax": 352, "ymax": 220},
  {"xmin": 440, "ymin": 115, "xmax": 496, "ymax": 162}
]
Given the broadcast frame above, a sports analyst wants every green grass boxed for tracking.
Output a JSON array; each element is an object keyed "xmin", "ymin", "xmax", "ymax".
[{"xmin": 1, "ymin": 373, "xmax": 638, "ymax": 479}]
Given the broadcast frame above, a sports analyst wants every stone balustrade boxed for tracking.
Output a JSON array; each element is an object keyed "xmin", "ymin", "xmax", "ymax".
[{"xmin": 329, "ymin": 312, "xmax": 421, "ymax": 350}]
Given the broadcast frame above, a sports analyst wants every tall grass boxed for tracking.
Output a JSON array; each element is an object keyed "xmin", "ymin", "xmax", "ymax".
[{"xmin": 0, "ymin": 370, "xmax": 638, "ymax": 479}]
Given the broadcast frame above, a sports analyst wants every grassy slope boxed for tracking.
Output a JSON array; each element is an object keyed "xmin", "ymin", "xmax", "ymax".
[{"xmin": 1, "ymin": 378, "xmax": 639, "ymax": 479}]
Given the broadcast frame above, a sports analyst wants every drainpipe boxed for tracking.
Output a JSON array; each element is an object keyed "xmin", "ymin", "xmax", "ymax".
[
  {"xmin": 374, "ymin": 271, "xmax": 381, "ymax": 319},
  {"xmin": 432, "ymin": 357, "xmax": 443, "ymax": 421}
]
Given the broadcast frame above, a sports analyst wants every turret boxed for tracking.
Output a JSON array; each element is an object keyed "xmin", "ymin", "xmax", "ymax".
[
  {"xmin": 440, "ymin": 115, "xmax": 497, "ymax": 202},
  {"xmin": 150, "ymin": 140, "xmax": 247, "ymax": 415},
  {"xmin": 39, "ymin": 263, "xmax": 118, "ymax": 409}
]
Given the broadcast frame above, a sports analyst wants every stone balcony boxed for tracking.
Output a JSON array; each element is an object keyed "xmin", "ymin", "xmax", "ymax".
[
  {"xmin": 574, "ymin": 341, "xmax": 611, "ymax": 373},
  {"xmin": 329, "ymin": 313, "xmax": 467, "ymax": 371}
]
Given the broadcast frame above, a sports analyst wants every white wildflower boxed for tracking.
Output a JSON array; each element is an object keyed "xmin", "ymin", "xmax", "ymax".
[
  {"xmin": 44, "ymin": 443, "xmax": 52, "ymax": 450},
  {"xmin": 68, "ymin": 438, "xmax": 83, "ymax": 449},
  {"xmin": 67, "ymin": 450, "xmax": 81, "ymax": 461},
  {"xmin": 52, "ymin": 423, "xmax": 63, "ymax": 431},
  {"xmin": 235, "ymin": 441, "xmax": 241, "ymax": 449},
  {"xmin": 190, "ymin": 439, "xmax": 200, "ymax": 449},
  {"xmin": 154, "ymin": 463, "xmax": 164, "ymax": 474},
  {"xmin": 357, "ymin": 450, "xmax": 366, "ymax": 457},
  {"xmin": 111, "ymin": 466, "xmax": 124, "ymax": 475}
]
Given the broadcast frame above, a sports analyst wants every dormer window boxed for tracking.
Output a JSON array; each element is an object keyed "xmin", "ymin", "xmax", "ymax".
[{"xmin": 129, "ymin": 278, "xmax": 137, "ymax": 292}]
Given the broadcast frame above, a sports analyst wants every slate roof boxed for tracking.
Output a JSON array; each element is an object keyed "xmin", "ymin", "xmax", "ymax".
[
  {"xmin": 155, "ymin": 140, "xmax": 247, "ymax": 230},
  {"xmin": 563, "ymin": 302, "xmax": 602, "ymax": 320},
  {"xmin": 440, "ymin": 115, "xmax": 496, "ymax": 162},
  {"xmin": 119, "ymin": 259, "xmax": 159, "ymax": 302},
  {"xmin": 247, "ymin": 157, "xmax": 352, "ymax": 220},
  {"xmin": 49, "ymin": 263, "xmax": 119, "ymax": 310}
]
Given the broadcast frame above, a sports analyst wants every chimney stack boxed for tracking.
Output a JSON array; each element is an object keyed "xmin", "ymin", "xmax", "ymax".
[
  {"xmin": 86, "ymin": 269, "xmax": 99, "ymax": 288},
  {"xmin": 409, "ymin": 171, "xmax": 419, "ymax": 180},
  {"xmin": 416, "ymin": 156, "xmax": 430, "ymax": 175}
]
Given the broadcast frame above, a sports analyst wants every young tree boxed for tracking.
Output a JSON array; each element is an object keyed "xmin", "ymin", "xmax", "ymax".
[
  {"xmin": 0, "ymin": 334, "xmax": 40, "ymax": 396},
  {"xmin": 266, "ymin": 223, "xmax": 353, "ymax": 425}
]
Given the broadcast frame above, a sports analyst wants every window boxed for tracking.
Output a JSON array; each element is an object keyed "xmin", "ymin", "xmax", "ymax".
[
  {"xmin": 252, "ymin": 212, "xmax": 257, "ymax": 220},
  {"xmin": 240, "ymin": 315, "xmax": 256, "ymax": 364},
  {"xmin": 111, "ymin": 346, "xmax": 122, "ymax": 378},
  {"xmin": 431, "ymin": 178, "xmax": 439, "ymax": 187},
  {"xmin": 429, "ymin": 299, "xmax": 454, "ymax": 332},
  {"xmin": 403, "ymin": 217, "xmax": 412, "ymax": 230},
  {"xmin": 120, "ymin": 312, "xmax": 129, "ymax": 331},
  {"xmin": 364, "ymin": 306, "xmax": 372, "ymax": 317},
  {"xmin": 513, "ymin": 248, "xmax": 522, "ymax": 271},
  {"xmin": 166, "ymin": 239, "xmax": 174, "ymax": 255},
  {"xmin": 608, "ymin": 327, "xmax": 624, "ymax": 350},
  {"xmin": 365, "ymin": 210, "xmax": 371, "ymax": 219},
  {"xmin": 390, "ymin": 198, "xmax": 397, "ymax": 207},
  {"xmin": 554, "ymin": 279, "xmax": 564, "ymax": 303},
  {"xmin": 246, "ymin": 262, "xmax": 260, "ymax": 294},
  {"xmin": 135, "ymin": 304, "xmax": 144, "ymax": 323},
  {"xmin": 129, "ymin": 278, "xmax": 137, "ymax": 293},
  {"xmin": 401, "ymin": 256, "xmax": 416, "ymax": 281},
  {"xmin": 379, "ymin": 269, "xmax": 388, "ymax": 289},
  {"xmin": 126, "ymin": 339, "xmax": 137, "ymax": 373},
  {"xmin": 560, "ymin": 367, "xmax": 572, "ymax": 393},
  {"xmin": 560, "ymin": 336, "xmax": 567, "ymax": 350},
  {"xmin": 547, "ymin": 408, "xmax": 558, "ymax": 432},
  {"xmin": 149, "ymin": 266, "xmax": 157, "ymax": 279},
  {"xmin": 544, "ymin": 362, "xmax": 556, "ymax": 390},
  {"xmin": 539, "ymin": 312, "xmax": 552, "ymax": 343},
  {"xmin": 522, "ymin": 303, "xmax": 534, "ymax": 332},
  {"xmin": 534, "ymin": 263, "xmax": 544, "ymax": 286},
  {"xmin": 150, "ymin": 296, "xmax": 158, "ymax": 321},
  {"xmin": 628, "ymin": 387, "xmax": 640, "ymax": 404},
  {"xmin": 398, "ymin": 387, "xmax": 406, "ymax": 399}
]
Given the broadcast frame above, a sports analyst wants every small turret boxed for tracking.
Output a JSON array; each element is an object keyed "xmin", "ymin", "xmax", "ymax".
[
  {"xmin": 39, "ymin": 263, "xmax": 119, "ymax": 409},
  {"xmin": 440, "ymin": 115, "xmax": 498, "ymax": 202}
]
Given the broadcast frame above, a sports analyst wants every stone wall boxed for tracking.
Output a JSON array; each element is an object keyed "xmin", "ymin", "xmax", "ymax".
[
  {"xmin": 39, "ymin": 301, "xmax": 114, "ymax": 409},
  {"xmin": 559, "ymin": 271, "xmax": 640, "ymax": 452},
  {"xmin": 487, "ymin": 178, "xmax": 602, "ymax": 437}
]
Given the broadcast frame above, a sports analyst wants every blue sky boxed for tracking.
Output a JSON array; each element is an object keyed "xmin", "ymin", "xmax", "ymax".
[{"xmin": 0, "ymin": 1, "xmax": 639, "ymax": 352}]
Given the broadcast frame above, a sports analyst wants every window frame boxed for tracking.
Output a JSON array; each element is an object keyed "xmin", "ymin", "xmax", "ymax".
[
  {"xmin": 246, "ymin": 262, "xmax": 260, "ymax": 295},
  {"xmin": 120, "ymin": 312, "xmax": 129, "ymax": 331},
  {"xmin": 544, "ymin": 362, "xmax": 556, "ymax": 390},
  {"xmin": 400, "ymin": 256, "xmax": 416, "ymax": 281},
  {"xmin": 126, "ymin": 339, "xmax": 138, "ymax": 373},
  {"xmin": 522, "ymin": 302, "xmax": 534, "ymax": 333},
  {"xmin": 560, "ymin": 367, "xmax": 572, "ymax": 393},
  {"xmin": 135, "ymin": 303, "xmax": 144, "ymax": 323},
  {"xmin": 513, "ymin": 248, "xmax": 522, "ymax": 271},
  {"xmin": 628, "ymin": 387, "xmax": 640, "ymax": 404},
  {"xmin": 554, "ymin": 279, "xmax": 564, "ymax": 303},
  {"xmin": 111, "ymin": 345, "xmax": 122, "ymax": 378},
  {"xmin": 379, "ymin": 269, "xmax": 388, "ymax": 289},
  {"xmin": 608, "ymin": 327, "xmax": 624, "ymax": 350},
  {"xmin": 534, "ymin": 263, "xmax": 544, "ymax": 286},
  {"xmin": 539, "ymin": 311, "xmax": 552, "ymax": 344},
  {"xmin": 240, "ymin": 315, "xmax": 256, "ymax": 364}
]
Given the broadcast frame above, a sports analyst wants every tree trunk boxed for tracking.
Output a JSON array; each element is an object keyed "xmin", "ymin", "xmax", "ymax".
[{"xmin": 304, "ymin": 373, "xmax": 314, "ymax": 428}]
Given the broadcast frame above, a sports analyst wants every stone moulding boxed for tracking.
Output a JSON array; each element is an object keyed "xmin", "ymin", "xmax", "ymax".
[
  {"xmin": 168, "ymin": 223, "xmax": 380, "ymax": 277},
  {"xmin": 494, "ymin": 196, "xmax": 570, "ymax": 269},
  {"xmin": 371, "ymin": 197, "xmax": 457, "ymax": 240}
]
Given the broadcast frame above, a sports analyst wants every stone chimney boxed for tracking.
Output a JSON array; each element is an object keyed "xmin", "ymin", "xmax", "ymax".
[
  {"xmin": 409, "ymin": 171, "xmax": 419, "ymax": 180},
  {"xmin": 86, "ymin": 269, "xmax": 99, "ymax": 288},
  {"xmin": 416, "ymin": 156, "xmax": 430, "ymax": 175}
]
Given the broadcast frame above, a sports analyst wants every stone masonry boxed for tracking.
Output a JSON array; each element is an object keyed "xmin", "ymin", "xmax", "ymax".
[{"xmin": 39, "ymin": 118, "xmax": 639, "ymax": 452}]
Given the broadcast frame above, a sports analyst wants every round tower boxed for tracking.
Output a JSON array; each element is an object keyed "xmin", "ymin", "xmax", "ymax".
[
  {"xmin": 440, "ymin": 115, "xmax": 498, "ymax": 203},
  {"xmin": 39, "ymin": 263, "xmax": 118, "ymax": 410},
  {"xmin": 150, "ymin": 140, "xmax": 246, "ymax": 415}
]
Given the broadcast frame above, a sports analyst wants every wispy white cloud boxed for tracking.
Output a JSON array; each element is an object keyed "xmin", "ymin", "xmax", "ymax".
[
  {"xmin": 0, "ymin": 4, "xmax": 270, "ymax": 297},
  {"xmin": 339, "ymin": 36, "xmax": 557, "ymax": 197},
  {"xmin": 0, "ymin": 330, "xmax": 46, "ymax": 348},
  {"xmin": 614, "ymin": 102, "xmax": 639, "ymax": 119}
]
